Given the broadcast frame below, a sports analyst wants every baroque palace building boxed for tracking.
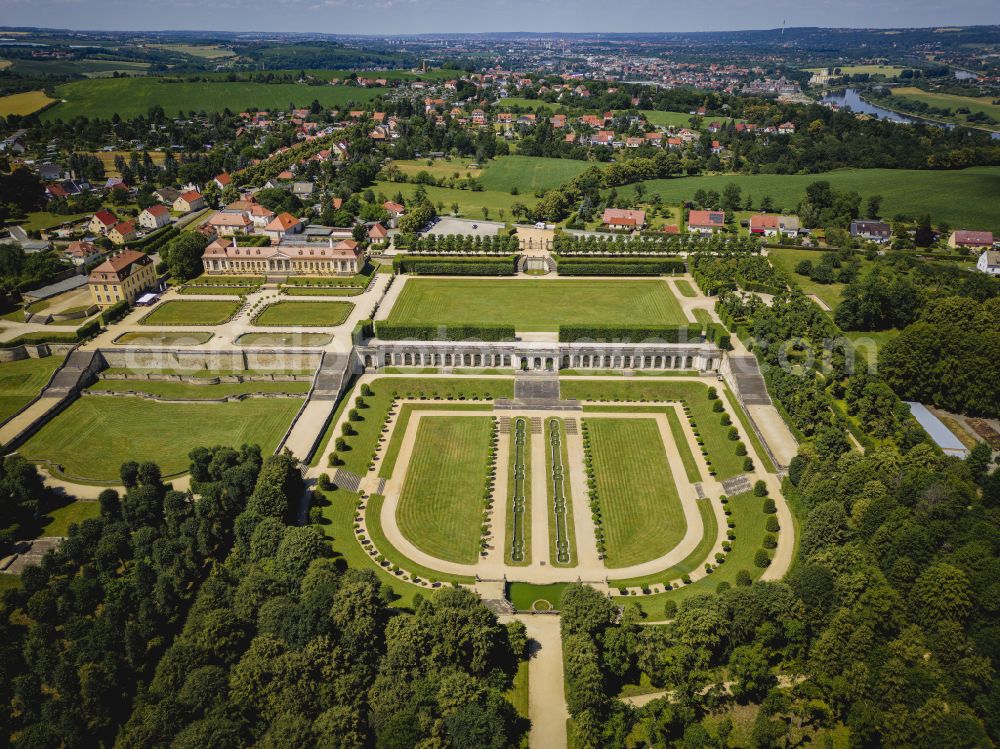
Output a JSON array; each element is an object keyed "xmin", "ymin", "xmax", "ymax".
[{"xmin": 201, "ymin": 237, "xmax": 364, "ymax": 277}]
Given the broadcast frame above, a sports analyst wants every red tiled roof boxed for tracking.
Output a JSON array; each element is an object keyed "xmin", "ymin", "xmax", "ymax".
[{"xmin": 688, "ymin": 210, "xmax": 726, "ymax": 228}]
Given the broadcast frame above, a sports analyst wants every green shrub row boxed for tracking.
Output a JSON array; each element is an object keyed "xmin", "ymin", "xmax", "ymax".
[
  {"xmin": 100, "ymin": 300, "xmax": 129, "ymax": 326},
  {"xmin": 392, "ymin": 255, "xmax": 517, "ymax": 276},
  {"xmin": 373, "ymin": 322, "xmax": 516, "ymax": 341},
  {"xmin": 558, "ymin": 325, "xmax": 705, "ymax": 343},
  {"xmin": 556, "ymin": 257, "xmax": 686, "ymax": 276}
]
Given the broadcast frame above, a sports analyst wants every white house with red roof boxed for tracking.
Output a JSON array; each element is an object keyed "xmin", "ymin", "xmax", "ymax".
[
  {"xmin": 138, "ymin": 204, "xmax": 171, "ymax": 231},
  {"xmin": 89, "ymin": 209, "xmax": 118, "ymax": 236},
  {"xmin": 213, "ymin": 173, "xmax": 232, "ymax": 190},
  {"xmin": 749, "ymin": 213, "xmax": 801, "ymax": 237},
  {"xmin": 173, "ymin": 191, "xmax": 206, "ymax": 214},
  {"xmin": 264, "ymin": 212, "xmax": 303, "ymax": 242},
  {"xmin": 602, "ymin": 208, "xmax": 647, "ymax": 230},
  {"xmin": 687, "ymin": 210, "xmax": 726, "ymax": 234}
]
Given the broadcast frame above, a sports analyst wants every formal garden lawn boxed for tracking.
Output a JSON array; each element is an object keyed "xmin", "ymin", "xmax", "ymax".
[
  {"xmin": 236, "ymin": 332, "xmax": 332, "ymax": 347},
  {"xmin": 40, "ymin": 500, "xmax": 102, "ymax": 537},
  {"xmin": 41, "ymin": 78, "xmax": 386, "ymax": 121},
  {"xmin": 567, "ymin": 380, "xmax": 748, "ymax": 480},
  {"xmin": 479, "ymin": 155, "xmax": 598, "ymax": 193},
  {"xmin": 21, "ymin": 396, "xmax": 302, "ymax": 482},
  {"xmin": 115, "ymin": 331, "xmax": 214, "ymax": 346},
  {"xmin": 611, "ymin": 491, "xmax": 771, "ymax": 618},
  {"xmin": 253, "ymin": 300, "xmax": 353, "ymax": 326},
  {"xmin": 388, "ymin": 279, "xmax": 685, "ymax": 331},
  {"xmin": 545, "ymin": 418, "xmax": 577, "ymax": 567},
  {"xmin": 623, "ymin": 167, "xmax": 1000, "ymax": 235},
  {"xmin": 0, "ymin": 356, "xmax": 62, "ymax": 423},
  {"xmin": 584, "ymin": 418, "xmax": 686, "ymax": 568},
  {"xmin": 507, "ymin": 582, "xmax": 571, "ymax": 611},
  {"xmin": 141, "ymin": 300, "xmax": 241, "ymax": 326},
  {"xmin": 396, "ymin": 416, "xmax": 493, "ymax": 565}
]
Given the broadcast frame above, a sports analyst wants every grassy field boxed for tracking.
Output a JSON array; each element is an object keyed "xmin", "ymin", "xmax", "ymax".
[
  {"xmin": 507, "ymin": 582, "xmax": 570, "ymax": 611},
  {"xmin": 141, "ymin": 300, "xmax": 241, "ymax": 326},
  {"xmin": 253, "ymin": 300, "xmax": 353, "ymax": 327},
  {"xmin": 115, "ymin": 331, "xmax": 214, "ymax": 346},
  {"xmin": 150, "ymin": 44, "xmax": 236, "ymax": 59},
  {"xmin": 625, "ymin": 167, "xmax": 1000, "ymax": 234},
  {"xmin": 19, "ymin": 211, "xmax": 92, "ymax": 232},
  {"xmin": 10, "ymin": 58, "xmax": 150, "ymax": 77},
  {"xmin": 767, "ymin": 248, "xmax": 876, "ymax": 310},
  {"xmin": 585, "ymin": 418, "xmax": 686, "ymax": 568},
  {"xmin": 88, "ymin": 380, "xmax": 310, "ymax": 398},
  {"xmin": 373, "ymin": 180, "xmax": 530, "ymax": 219},
  {"xmin": 673, "ymin": 279, "xmax": 697, "ymax": 298},
  {"xmin": 612, "ymin": 491, "xmax": 770, "ymax": 618},
  {"xmin": 890, "ymin": 87, "xmax": 1000, "ymax": 127},
  {"xmin": 236, "ymin": 332, "xmax": 332, "ymax": 346},
  {"xmin": 638, "ymin": 110, "xmax": 739, "ymax": 129},
  {"xmin": 42, "ymin": 78, "xmax": 387, "ymax": 121},
  {"xmin": 570, "ymin": 380, "xmax": 747, "ymax": 481},
  {"xmin": 479, "ymin": 155, "xmax": 597, "ymax": 193},
  {"xmin": 388, "ymin": 279, "xmax": 686, "ymax": 331},
  {"xmin": 392, "ymin": 159, "xmax": 483, "ymax": 180},
  {"xmin": 82, "ymin": 150, "xmax": 167, "ymax": 178},
  {"xmin": 0, "ymin": 356, "xmax": 62, "ymax": 423},
  {"xmin": 21, "ymin": 396, "xmax": 302, "ymax": 482},
  {"xmin": 0, "ymin": 90, "xmax": 56, "ymax": 116},
  {"xmin": 396, "ymin": 416, "xmax": 493, "ymax": 565},
  {"xmin": 40, "ymin": 500, "xmax": 101, "ymax": 537},
  {"xmin": 379, "ymin": 402, "xmax": 492, "ymax": 479}
]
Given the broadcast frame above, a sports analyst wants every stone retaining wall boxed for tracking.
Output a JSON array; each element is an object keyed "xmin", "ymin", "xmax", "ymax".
[
  {"xmin": 81, "ymin": 390, "xmax": 303, "ymax": 403},
  {"xmin": 98, "ymin": 373, "xmax": 313, "ymax": 384}
]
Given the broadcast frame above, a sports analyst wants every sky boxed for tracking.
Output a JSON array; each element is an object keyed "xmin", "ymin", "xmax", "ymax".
[{"xmin": 3, "ymin": 0, "xmax": 1000, "ymax": 35}]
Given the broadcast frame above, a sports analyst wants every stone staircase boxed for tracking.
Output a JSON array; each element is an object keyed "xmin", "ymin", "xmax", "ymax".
[
  {"xmin": 43, "ymin": 350, "xmax": 100, "ymax": 397},
  {"xmin": 544, "ymin": 255, "xmax": 557, "ymax": 273},
  {"xmin": 311, "ymin": 352, "xmax": 350, "ymax": 401},
  {"xmin": 727, "ymin": 355, "xmax": 771, "ymax": 406}
]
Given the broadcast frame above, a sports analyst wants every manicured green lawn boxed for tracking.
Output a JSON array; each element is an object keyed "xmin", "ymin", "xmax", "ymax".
[
  {"xmin": 507, "ymin": 662, "xmax": 530, "ymax": 721},
  {"xmin": 396, "ymin": 416, "xmax": 493, "ymax": 565},
  {"xmin": 585, "ymin": 418, "xmax": 686, "ymax": 568},
  {"xmin": 571, "ymin": 380, "xmax": 748, "ymax": 480},
  {"xmin": 115, "ymin": 331, "xmax": 214, "ymax": 346},
  {"xmin": 40, "ymin": 500, "xmax": 101, "ymax": 537},
  {"xmin": 141, "ymin": 300, "xmax": 241, "ymax": 326},
  {"xmin": 365, "ymin": 494, "xmax": 475, "ymax": 585},
  {"xmin": 42, "ymin": 78, "xmax": 386, "ymax": 121},
  {"xmin": 332, "ymin": 378, "xmax": 512, "ymax": 476},
  {"xmin": 253, "ymin": 300, "xmax": 353, "ymax": 327},
  {"xmin": 21, "ymin": 396, "xmax": 302, "ymax": 482},
  {"xmin": 186, "ymin": 274, "xmax": 264, "ymax": 287},
  {"xmin": 664, "ymin": 408, "xmax": 701, "ymax": 482},
  {"xmin": 507, "ymin": 582, "xmax": 570, "ymax": 611},
  {"xmin": 608, "ymin": 499, "xmax": 718, "ymax": 587},
  {"xmin": 236, "ymin": 332, "xmax": 331, "ymax": 346},
  {"xmin": 613, "ymin": 491, "xmax": 770, "ymax": 619},
  {"xmin": 389, "ymin": 279, "xmax": 685, "ymax": 331},
  {"xmin": 20, "ymin": 211, "xmax": 92, "ymax": 232},
  {"xmin": 379, "ymin": 402, "xmax": 491, "ymax": 478},
  {"xmin": 282, "ymin": 287, "xmax": 363, "ymax": 296},
  {"xmin": 88, "ymin": 380, "xmax": 310, "ymax": 398},
  {"xmin": 177, "ymin": 286, "xmax": 243, "ymax": 296},
  {"xmin": 674, "ymin": 279, "xmax": 697, "ymax": 297},
  {"xmin": 625, "ymin": 167, "xmax": 1000, "ymax": 235},
  {"xmin": 479, "ymin": 155, "xmax": 597, "ymax": 193},
  {"xmin": 0, "ymin": 356, "xmax": 62, "ymax": 423}
]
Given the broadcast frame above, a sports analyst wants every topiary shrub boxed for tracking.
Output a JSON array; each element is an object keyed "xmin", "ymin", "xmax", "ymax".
[
  {"xmin": 736, "ymin": 569, "xmax": 752, "ymax": 586},
  {"xmin": 753, "ymin": 480, "xmax": 768, "ymax": 497},
  {"xmin": 766, "ymin": 515, "xmax": 780, "ymax": 532},
  {"xmin": 754, "ymin": 549, "xmax": 771, "ymax": 568}
]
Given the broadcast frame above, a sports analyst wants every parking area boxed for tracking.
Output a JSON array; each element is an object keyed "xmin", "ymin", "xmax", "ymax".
[{"xmin": 426, "ymin": 216, "xmax": 505, "ymax": 237}]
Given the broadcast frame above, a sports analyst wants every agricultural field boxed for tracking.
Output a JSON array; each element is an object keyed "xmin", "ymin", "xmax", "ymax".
[
  {"xmin": 7, "ymin": 58, "xmax": 150, "ymax": 77},
  {"xmin": 0, "ymin": 356, "xmax": 63, "ymax": 423},
  {"xmin": 149, "ymin": 44, "xmax": 236, "ymax": 59},
  {"xmin": 20, "ymin": 395, "xmax": 302, "ymax": 482},
  {"xmin": 253, "ymin": 300, "xmax": 353, "ymax": 327},
  {"xmin": 625, "ymin": 167, "xmax": 1000, "ymax": 234},
  {"xmin": 479, "ymin": 155, "xmax": 597, "ymax": 193},
  {"xmin": 140, "ymin": 300, "xmax": 241, "ymax": 326},
  {"xmin": 585, "ymin": 418, "xmax": 686, "ymax": 568},
  {"xmin": 0, "ymin": 90, "xmax": 56, "ymax": 116},
  {"xmin": 41, "ymin": 78, "xmax": 387, "ymax": 121},
  {"xmin": 388, "ymin": 279, "xmax": 686, "ymax": 331},
  {"xmin": 889, "ymin": 87, "xmax": 1000, "ymax": 129},
  {"xmin": 806, "ymin": 64, "xmax": 906, "ymax": 77},
  {"xmin": 396, "ymin": 416, "xmax": 493, "ymax": 565}
]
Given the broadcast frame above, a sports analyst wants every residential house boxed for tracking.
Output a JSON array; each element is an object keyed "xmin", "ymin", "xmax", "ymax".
[
  {"xmin": 173, "ymin": 190, "xmax": 206, "ymax": 213},
  {"xmin": 64, "ymin": 240, "xmax": 101, "ymax": 266},
  {"xmin": 208, "ymin": 211, "xmax": 253, "ymax": 237},
  {"xmin": 89, "ymin": 209, "xmax": 118, "ymax": 236},
  {"xmin": 291, "ymin": 182, "xmax": 314, "ymax": 198},
  {"xmin": 384, "ymin": 201, "xmax": 406, "ymax": 228},
  {"xmin": 687, "ymin": 210, "xmax": 726, "ymax": 234},
  {"xmin": 368, "ymin": 222, "xmax": 389, "ymax": 245},
  {"xmin": 153, "ymin": 187, "xmax": 181, "ymax": 205},
  {"xmin": 264, "ymin": 212, "xmax": 303, "ymax": 242},
  {"xmin": 749, "ymin": 214, "xmax": 800, "ymax": 238},
  {"xmin": 213, "ymin": 173, "xmax": 232, "ymax": 190},
  {"xmin": 138, "ymin": 204, "xmax": 171, "ymax": 231},
  {"xmin": 602, "ymin": 208, "xmax": 647, "ymax": 230},
  {"xmin": 108, "ymin": 221, "xmax": 137, "ymax": 246},
  {"xmin": 850, "ymin": 220, "xmax": 892, "ymax": 244},
  {"xmin": 777, "ymin": 122, "xmax": 796, "ymax": 135},
  {"xmin": 201, "ymin": 238, "xmax": 363, "ymax": 276},
  {"xmin": 249, "ymin": 203, "xmax": 276, "ymax": 229},
  {"xmin": 976, "ymin": 250, "xmax": 1000, "ymax": 276},
  {"xmin": 626, "ymin": 137, "xmax": 644, "ymax": 149},
  {"xmin": 88, "ymin": 250, "xmax": 157, "ymax": 307},
  {"xmin": 949, "ymin": 230, "xmax": 994, "ymax": 250}
]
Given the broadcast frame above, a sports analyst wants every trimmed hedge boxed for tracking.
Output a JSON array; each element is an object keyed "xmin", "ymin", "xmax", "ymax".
[
  {"xmin": 100, "ymin": 300, "xmax": 129, "ymax": 326},
  {"xmin": 559, "ymin": 325, "xmax": 705, "ymax": 343},
  {"xmin": 352, "ymin": 319, "xmax": 374, "ymax": 344},
  {"xmin": 0, "ymin": 332, "xmax": 80, "ymax": 349},
  {"xmin": 374, "ymin": 322, "xmax": 516, "ymax": 341},
  {"xmin": 556, "ymin": 257, "xmax": 686, "ymax": 276},
  {"xmin": 76, "ymin": 318, "xmax": 101, "ymax": 340},
  {"xmin": 392, "ymin": 255, "xmax": 517, "ymax": 276}
]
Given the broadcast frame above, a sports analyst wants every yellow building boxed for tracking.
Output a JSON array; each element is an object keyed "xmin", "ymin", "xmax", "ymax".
[{"xmin": 88, "ymin": 250, "xmax": 157, "ymax": 308}]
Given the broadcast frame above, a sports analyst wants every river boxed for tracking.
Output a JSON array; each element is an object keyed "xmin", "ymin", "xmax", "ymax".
[{"xmin": 820, "ymin": 88, "xmax": 1000, "ymax": 140}]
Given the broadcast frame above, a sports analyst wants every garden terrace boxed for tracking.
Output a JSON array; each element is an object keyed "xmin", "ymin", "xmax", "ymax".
[
  {"xmin": 140, "ymin": 300, "xmax": 242, "ymax": 326},
  {"xmin": 552, "ymin": 234, "xmax": 761, "ymax": 255},
  {"xmin": 393, "ymin": 233, "xmax": 520, "ymax": 254},
  {"xmin": 252, "ymin": 300, "xmax": 354, "ymax": 327}
]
